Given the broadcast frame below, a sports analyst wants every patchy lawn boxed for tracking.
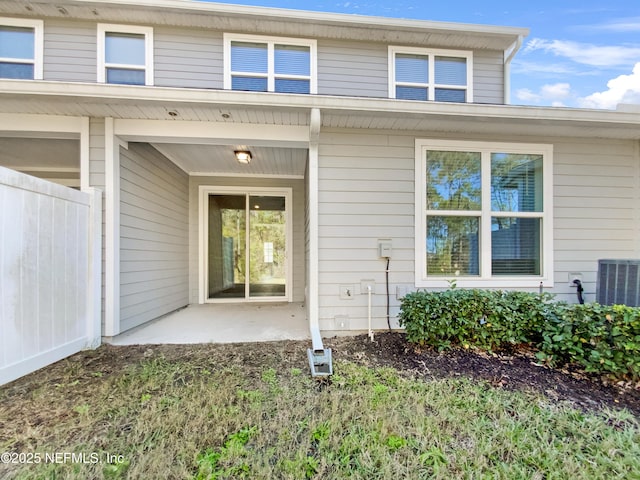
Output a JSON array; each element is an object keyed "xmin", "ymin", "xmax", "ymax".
[{"xmin": 1, "ymin": 333, "xmax": 639, "ymax": 479}]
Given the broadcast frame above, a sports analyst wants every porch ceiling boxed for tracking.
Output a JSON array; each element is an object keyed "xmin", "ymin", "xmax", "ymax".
[{"xmin": 151, "ymin": 143, "xmax": 307, "ymax": 177}]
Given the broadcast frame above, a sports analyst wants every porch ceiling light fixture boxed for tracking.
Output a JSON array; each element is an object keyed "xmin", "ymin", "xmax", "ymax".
[{"xmin": 234, "ymin": 150, "xmax": 252, "ymax": 164}]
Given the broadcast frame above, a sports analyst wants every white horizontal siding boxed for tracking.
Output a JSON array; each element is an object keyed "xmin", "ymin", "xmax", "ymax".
[
  {"xmin": 318, "ymin": 129, "xmax": 415, "ymax": 330},
  {"xmin": 317, "ymin": 39, "xmax": 388, "ymax": 98},
  {"xmin": 119, "ymin": 143, "xmax": 189, "ymax": 333},
  {"xmin": 44, "ymin": 19, "xmax": 96, "ymax": 83},
  {"xmin": 154, "ymin": 27, "xmax": 223, "ymax": 89},
  {"xmin": 317, "ymin": 130, "xmax": 640, "ymax": 332},
  {"xmin": 188, "ymin": 176, "xmax": 306, "ymax": 304},
  {"xmin": 473, "ymin": 50, "xmax": 504, "ymax": 104}
]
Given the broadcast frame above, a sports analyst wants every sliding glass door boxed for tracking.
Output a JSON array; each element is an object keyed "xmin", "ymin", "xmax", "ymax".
[{"xmin": 203, "ymin": 188, "xmax": 290, "ymax": 301}]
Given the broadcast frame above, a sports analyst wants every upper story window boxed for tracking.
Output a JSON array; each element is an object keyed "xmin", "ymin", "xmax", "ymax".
[
  {"xmin": 97, "ymin": 24, "xmax": 153, "ymax": 85},
  {"xmin": 224, "ymin": 34, "xmax": 316, "ymax": 94},
  {"xmin": 389, "ymin": 47, "xmax": 472, "ymax": 102},
  {"xmin": 415, "ymin": 140, "xmax": 553, "ymax": 288},
  {"xmin": 0, "ymin": 18, "xmax": 43, "ymax": 80}
]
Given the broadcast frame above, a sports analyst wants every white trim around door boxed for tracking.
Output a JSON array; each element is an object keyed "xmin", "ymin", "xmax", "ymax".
[{"xmin": 199, "ymin": 185, "xmax": 293, "ymax": 304}]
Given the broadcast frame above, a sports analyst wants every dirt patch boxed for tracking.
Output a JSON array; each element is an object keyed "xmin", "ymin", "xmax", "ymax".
[{"xmin": 2, "ymin": 332, "xmax": 639, "ymax": 419}]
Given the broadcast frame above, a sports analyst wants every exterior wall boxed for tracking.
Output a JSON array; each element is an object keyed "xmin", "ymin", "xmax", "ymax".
[
  {"xmin": 473, "ymin": 50, "xmax": 504, "ymax": 104},
  {"xmin": 188, "ymin": 176, "xmax": 306, "ymax": 304},
  {"xmin": 155, "ymin": 27, "xmax": 223, "ymax": 89},
  {"xmin": 317, "ymin": 128, "xmax": 640, "ymax": 331},
  {"xmin": 119, "ymin": 143, "xmax": 189, "ymax": 333},
  {"xmin": 317, "ymin": 40, "xmax": 388, "ymax": 98},
  {"xmin": 36, "ymin": 19, "xmax": 505, "ymax": 103},
  {"xmin": 44, "ymin": 19, "xmax": 96, "ymax": 83}
]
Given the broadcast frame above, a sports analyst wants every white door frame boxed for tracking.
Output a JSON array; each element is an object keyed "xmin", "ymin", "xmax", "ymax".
[{"xmin": 199, "ymin": 185, "xmax": 293, "ymax": 304}]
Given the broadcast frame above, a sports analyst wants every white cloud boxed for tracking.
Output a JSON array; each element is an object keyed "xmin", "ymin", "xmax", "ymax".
[
  {"xmin": 583, "ymin": 17, "xmax": 640, "ymax": 33},
  {"xmin": 515, "ymin": 82, "xmax": 572, "ymax": 106},
  {"xmin": 524, "ymin": 38, "xmax": 640, "ymax": 67},
  {"xmin": 579, "ymin": 62, "xmax": 640, "ymax": 109}
]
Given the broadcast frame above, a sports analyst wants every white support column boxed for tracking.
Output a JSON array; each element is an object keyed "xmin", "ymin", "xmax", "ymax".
[
  {"xmin": 308, "ymin": 108, "xmax": 322, "ymax": 351},
  {"xmin": 80, "ymin": 117, "xmax": 90, "ymax": 190},
  {"xmin": 104, "ymin": 118, "xmax": 120, "ymax": 337},
  {"xmin": 85, "ymin": 187, "xmax": 103, "ymax": 347}
]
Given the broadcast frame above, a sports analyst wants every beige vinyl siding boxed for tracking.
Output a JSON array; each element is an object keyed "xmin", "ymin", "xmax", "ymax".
[
  {"xmin": 317, "ymin": 40, "xmax": 388, "ymax": 98},
  {"xmin": 317, "ymin": 129, "xmax": 415, "ymax": 331},
  {"xmin": 120, "ymin": 143, "xmax": 189, "ymax": 333},
  {"xmin": 43, "ymin": 19, "xmax": 96, "ymax": 83},
  {"xmin": 154, "ymin": 27, "xmax": 223, "ymax": 89},
  {"xmin": 188, "ymin": 176, "xmax": 306, "ymax": 304},
  {"xmin": 473, "ymin": 49, "xmax": 504, "ymax": 104}
]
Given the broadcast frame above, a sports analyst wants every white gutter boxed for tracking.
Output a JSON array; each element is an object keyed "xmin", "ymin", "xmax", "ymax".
[{"xmin": 504, "ymin": 35, "xmax": 524, "ymax": 105}]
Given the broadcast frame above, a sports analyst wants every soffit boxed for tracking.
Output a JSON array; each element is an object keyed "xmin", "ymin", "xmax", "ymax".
[
  {"xmin": 0, "ymin": 0, "xmax": 527, "ymax": 50},
  {"xmin": 151, "ymin": 143, "xmax": 307, "ymax": 176}
]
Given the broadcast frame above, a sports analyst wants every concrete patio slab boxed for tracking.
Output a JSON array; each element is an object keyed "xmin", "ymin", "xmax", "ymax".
[{"xmin": 107, "ymin": 303, "xmax": 309, "ymax": 345}]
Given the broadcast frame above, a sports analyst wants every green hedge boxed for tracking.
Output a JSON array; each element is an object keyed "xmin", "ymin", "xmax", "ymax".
[{"xmin": 398, "ymin": 289, "xmax": 640, "ymax": 380}]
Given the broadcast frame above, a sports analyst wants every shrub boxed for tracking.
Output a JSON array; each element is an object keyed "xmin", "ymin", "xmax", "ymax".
[
  {"xmin": 398, "ymin": 289, "xmax": 640, "ymax": 380},
  {"xmin": 537, "ymin": 303, "xmax": 640, "ymax": 379},
  {"xmin": 398, "ymin": 289, "xmax": 551, "ymax": 351}
]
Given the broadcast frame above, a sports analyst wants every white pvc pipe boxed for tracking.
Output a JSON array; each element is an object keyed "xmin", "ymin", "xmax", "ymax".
[{"xmin": 368, "ymin": 285, "xmax": 373, "ymax": 341}]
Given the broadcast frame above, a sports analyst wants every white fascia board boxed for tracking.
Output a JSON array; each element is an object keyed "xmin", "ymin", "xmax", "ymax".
[
  {"xmin": 0, "ymin": 113, "xmax": 84, "ymax": 134},
  {"xmin": 2, "ymin": 81, "xmax": 640, "ymax": 133},
  {"xmin": 114, "ymin": 119, "xmax": 309, "ymax": 146},
  {"xmin": 57, "ymin": 0, "xmax": 529, "ymax": 38}
]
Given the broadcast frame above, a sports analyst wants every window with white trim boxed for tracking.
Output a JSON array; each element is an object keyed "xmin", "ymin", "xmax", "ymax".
[
  {"xmin": 415, "ymin": 140, "xmax": 553, "ymax": 288},
  {"xmin": 0, "ymin": 18, "xmax": 43, "ymax": 80},
  {"xmin": 224, "ymin": 34, "xmax": 316, "ymax": 94},
  {"xmin": 97, "ymin": 24, "xmax": 153, "ymax": 85},
  {"xmin": 389, "ymin": 47, "xmax": 472, "ymax": 102}
]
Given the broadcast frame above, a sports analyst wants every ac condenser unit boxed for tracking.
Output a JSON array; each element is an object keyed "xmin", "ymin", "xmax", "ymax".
[{"xmin": 596, "ymin": 259, "xmax": 640, "ymax": 307}]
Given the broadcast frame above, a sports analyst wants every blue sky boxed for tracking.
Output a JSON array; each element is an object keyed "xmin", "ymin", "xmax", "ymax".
[{"xmin": 205, "ymin": 0, "xmax": 640, "ymax": 109}]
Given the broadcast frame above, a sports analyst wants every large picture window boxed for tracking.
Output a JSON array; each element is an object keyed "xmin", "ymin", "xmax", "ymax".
[
  {"xmin": 389, "ymin": 47, "xmax": 472, "ymax": 102},
  {"xmin": 98, "ymin": 24, "xmax": 153, "ymax": 85},
  {"xmin": 415, "ymin": 140, "xmax": 553, "ymax": 287},
  {"xmin": 224, "ymin": 34, "xmax": 316, "ymax": 94},
  {"xmin": 0, "ymin": 18, "xmax": 43, "ymax": 80}
]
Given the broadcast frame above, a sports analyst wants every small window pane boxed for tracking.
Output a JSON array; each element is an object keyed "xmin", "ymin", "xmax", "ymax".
[
  {"xmin": 105, "ymin": 33, "xmax": 145, "ymax": 66},
  {"xmin": 231, "ymin": 41, "xmax": 267, "ymax": 73},
  {"xmin": 426, "ymin": 150, "xmax": 481, "ymax": 210},
  {"xmin": 0, "ymin": 26, "xmax": 34, "ymax": 59},
  {"xmin": 231, "ymin": 76, "xmax": 268, "ymax": 92},
  {"xmin": 491, "ymin": 217, "xmax": 541, "ymax": 275},
  {"xmin": 396, "ymin": 86, "xmax": 428, "ymax": 101},
  {"xmin": 106, "ymin": 68, "xmax": 145, "ymax": 85},
  {"xmin": 275, "ymin": 78, "xmax": 310, "ymax": 94},
  {"xmin": 0, "ymin": 62, "xmax": 33, "ymax": 79},
  {"xmin": 395, "ymin": 54, "xmax": 428, "ymax": 83},
  {"xmin": 427, "ymin": 216, "xmax": 479, "ymax": 276},
  {"xmin": 435, "ymin": 56, "xmax": 466, "ymax": 85},
  {"xmin": 274, "ymin": 44, "xmax": 310, "ymax": 76},
  {"xmin": 435, "ymin": 88, "xmax": 466, "ymax": 102},
  {"xmin": 491, "ymin": 154, "xmax": 543, "ymax": 212}
]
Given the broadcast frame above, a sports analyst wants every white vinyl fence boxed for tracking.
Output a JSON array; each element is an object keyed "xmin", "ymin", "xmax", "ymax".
[{"xmin": 0, "ymin": 167, "xmax": 101, "ymax": 385}]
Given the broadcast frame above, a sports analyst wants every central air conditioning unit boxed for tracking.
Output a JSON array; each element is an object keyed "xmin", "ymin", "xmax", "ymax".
[{"xmin": 596, "ymin": 259, "xmax": 640, "ymax": 307}]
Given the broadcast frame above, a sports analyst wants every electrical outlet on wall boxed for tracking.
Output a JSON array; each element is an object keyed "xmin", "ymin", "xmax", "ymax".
[{"xmin": 339, "ymin": 284, "xmax": 355, "ymax": 299}]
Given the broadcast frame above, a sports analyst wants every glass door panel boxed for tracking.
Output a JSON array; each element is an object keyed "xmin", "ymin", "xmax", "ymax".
[
  {"xmin": 208, "ymin": 194, "xmax": 246, "ymax": 299},
  {"xmin": 249, "ymin": 195, "xmax": 286, "ymax": 298}
]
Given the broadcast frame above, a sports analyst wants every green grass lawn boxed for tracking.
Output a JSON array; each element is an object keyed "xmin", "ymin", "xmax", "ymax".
[{"xmin": 1, "ymin": 343, "xmax": 639, "ymax": 479}]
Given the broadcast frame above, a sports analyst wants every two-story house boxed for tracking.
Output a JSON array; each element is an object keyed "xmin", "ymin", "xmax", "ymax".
[{"xmin": 1, "ymin": 0, "xmax": 639, "ymax": 359}]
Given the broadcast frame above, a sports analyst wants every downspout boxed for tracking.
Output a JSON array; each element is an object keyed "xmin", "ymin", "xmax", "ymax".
[
  {"xmin": 307, "ymin": 108, "xmax": 332, "ymax": 376},
  {"xmin": 503, "ymin": 35, "xmax": 524, "ymax": 105}
]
